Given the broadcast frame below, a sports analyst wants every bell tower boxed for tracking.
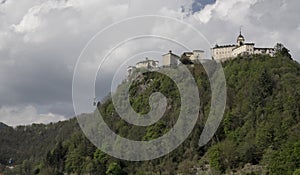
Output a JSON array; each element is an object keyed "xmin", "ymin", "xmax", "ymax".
[{"xmin": 237, "ymin": 27, "xmax": 245, "ymax": 46}]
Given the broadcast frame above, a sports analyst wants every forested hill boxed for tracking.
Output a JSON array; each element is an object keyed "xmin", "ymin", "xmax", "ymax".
[
  {"xmin": 1, "ymin": 52, "xmax": 300, "ymax": 175},
  {"xmin": 0, "ymin": 119, "xmax": 80, "ymax": 166}
]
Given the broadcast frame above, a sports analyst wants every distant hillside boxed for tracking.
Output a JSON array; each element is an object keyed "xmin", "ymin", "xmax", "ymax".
[
  {"xmin": 0, "ymin": 122, "xmax": 9, "ymax": 129},
  {"xmin": 0, "ymin": 53, "xmax": 299, "ymax": 175},
  {"xmin": 0, "ymin": 119, "xmax": 80, "ymax": 166}
]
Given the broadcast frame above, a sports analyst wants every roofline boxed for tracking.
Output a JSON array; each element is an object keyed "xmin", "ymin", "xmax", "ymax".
[
  {"xmin": 212, "ymin": 45, "xmax": 236, "ymax": 49},
  {"xmin": 182, "ymin": 52, "xmax": 193, "ymax": 55},
  {"xmin": 254, "ymin": 47, "xmax": 275, "ymax": 50},
  {"xmin": 136, "ymin": 60, "xmax": 158, "ymax": 64},
  {"xmin": 232, "ymin": 43, "xmax": 255, "ymax": 51},
  {"xmin": 193, "ymin": 50, "xmax": 205, "ymax": 52},
  {"xmin": 162, "ymin": 52, "xmax": 180, "ymax": 58},
  {"xmin": 244, "ymin": 43, "xmax": 255, "ymax": 45}
]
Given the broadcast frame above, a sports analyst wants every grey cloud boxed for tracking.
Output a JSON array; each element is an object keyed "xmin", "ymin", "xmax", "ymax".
[
  {"xmin": 0, "ymin": 0, "xmax": 132, "ymax": 123},
  {"xmin": 0, "ymin": 0, "xmax": 299, "ymax": 126}
]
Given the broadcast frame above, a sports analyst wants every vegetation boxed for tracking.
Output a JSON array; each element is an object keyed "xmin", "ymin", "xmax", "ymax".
[{"xmin": 0, "ymin": 51, "xmax": 299, "ymax": 174}]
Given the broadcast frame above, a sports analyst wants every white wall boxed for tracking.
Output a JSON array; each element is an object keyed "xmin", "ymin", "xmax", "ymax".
[
  {"xmin": 232, "ymin": 45, "xmax": 254, "ymax": 57},
  {"xmin": 212, "ymin": 46, "xmax": 236, "ymax": 61},
  {"xmin": 162, "ymin": 53, "xmax": 178, "ymax": 66},
  {"xmin": 191, "ymin": 50, "xmax": 205, "ymax": 60}
]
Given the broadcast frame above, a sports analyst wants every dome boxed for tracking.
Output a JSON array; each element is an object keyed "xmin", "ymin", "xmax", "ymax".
[
  {"xmin": 237, "ymin": 33, "xmax": 245, "ymax": 41},
  {"xmin": 237, "ymin": 32, "xmax": 245, "ymax": 46}
]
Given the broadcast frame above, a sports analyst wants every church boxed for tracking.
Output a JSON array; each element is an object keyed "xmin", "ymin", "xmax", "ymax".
[{"xmin": 211, "ymin": 31, "xmax": 275, "ymax": 61}]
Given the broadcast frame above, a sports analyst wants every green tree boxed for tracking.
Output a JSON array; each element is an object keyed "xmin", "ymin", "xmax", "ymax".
[
  {"xmin": 275, "ymin": 43, "xmax": 292, "ymax": 59},
  {"xmin": 106, "ymin": 163, "xmax": 125, "ymax": 175}
]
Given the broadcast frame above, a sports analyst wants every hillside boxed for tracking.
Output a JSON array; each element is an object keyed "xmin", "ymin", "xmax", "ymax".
[
  {"xmin": 0, "ymin": 53, "xmax": 300, "ymax": 175},
  {"xmin": 0, "ymin": 119, "xmax": 80, "ymax": 166}
]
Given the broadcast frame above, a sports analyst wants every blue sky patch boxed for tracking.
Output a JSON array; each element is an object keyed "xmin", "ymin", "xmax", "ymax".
[{"xmin": 192, "ymin": 0, "xmax": 216, "ymax": 13}]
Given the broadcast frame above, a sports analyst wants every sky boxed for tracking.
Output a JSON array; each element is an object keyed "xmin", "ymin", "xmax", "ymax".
[{"xmin": 0, "ymin": 0, "xmax": 299, "ymax": 126}]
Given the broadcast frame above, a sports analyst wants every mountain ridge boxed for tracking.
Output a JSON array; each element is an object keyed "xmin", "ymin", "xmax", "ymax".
[{"xmin": 0, "ymin": 53, "xmax": 299, "ymax": 175}]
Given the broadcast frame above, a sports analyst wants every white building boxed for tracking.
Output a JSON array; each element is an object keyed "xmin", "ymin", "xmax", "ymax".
[
  {"xmin": 127, "ymin": 58, "xmax": 159, "ymax": 77},
  {"xmin": 181, "ymin": 50, "xmax": 205, "ymax": 62},
  {"xmin": 162, "ymin": 50, "xmax": 179, "ymax": 67},
  {"xmin": 211, "ymin": 31, "xmax": 275, "ymax": 61},
  {"xmin": 135, "ymin": 57, "xmax": 159, "ymax": 69},
  {"xmin": 232, "ymin": 43, "xmax": 255, "ymax": 57},
  {"xmin": 254, "ymin": 48, "xmax": 275, "ymax": 56},
  {"xmin": 211, "ymin": 45, "xmax": 236, "ymax": 61}
]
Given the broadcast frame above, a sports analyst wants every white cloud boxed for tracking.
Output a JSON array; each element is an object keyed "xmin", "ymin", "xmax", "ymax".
[
  {"xmin": 11, "ymin": 1, "xmax": 77, "ymax": 36},
  {"xmin": 194, "ymin": 0, "xmax": 258, "ymax": 24},
  {"xmin": 9, "ymin": 0, "xmax": 128, "ymax": 43},
  {"xmin": 0, "ymin": 105, "xmax": 66, "ymax": 126},
  {"xmin": 192, "ymin": 0, "xmax": 300, "ymax": 58},
  {"xmin": 195, "ymin": 4, "xmax": 214, "ymax": 23}
]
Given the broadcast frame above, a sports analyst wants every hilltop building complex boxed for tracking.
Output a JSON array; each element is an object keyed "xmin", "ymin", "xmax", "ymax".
[
  {"xmin": 127, "ymin": 31, "xmax": 278, "ymax": 76},
  {"xmin": 211, "ymin": 31, "xmax": 275, "ymax": 61},
  {"xmin": 127, "ymin": 49, "xmax": 206, "ymax": 76}
]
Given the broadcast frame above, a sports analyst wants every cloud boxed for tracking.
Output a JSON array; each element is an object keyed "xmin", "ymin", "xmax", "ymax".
[
  {"xmin": 191, "ymin": 0, "xmax": 215, "ymax": 13},
  {"xmin": 194, "ymin": 0, "xmax": 258, "ymax": 24},
  {"xmin": 0, "ymin": 0, "xmax": 136, "ymax": 126},
  {"xmin": 0, "ymin": 105, "xmax": 66, "ymax": 126},
  {"xmin": 0, "ymin": 0, "xmax": 299, "ymax": 126},
  {"xmin": 12, "ymin": 1, "xmax": 71, "ymax": 34},
  {"xmin": 192, "ymin": 0, "xmax": 300, "ymax": 58}
]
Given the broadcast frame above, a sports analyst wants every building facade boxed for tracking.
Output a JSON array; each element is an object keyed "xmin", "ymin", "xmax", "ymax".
[
  {"xmin": 127, "ymin": 58, "xmax": 159, "ymax": 77},
  {"xmin": 232, "ymin": 43, "xmax": 255, "ymax": 57},
  {"xmin": 211, "ymin": 45, "xmax": 236, "ymax": 61},
  {"xmin": 135, "ymin": 57, "xmax": 159, "ymax": 69},
  {"xmin": 211, "ymin": 32, "xmax": 275, "ymax": 61},
  {"xmin": 162, "ymin": 50, "xmax": 179, "ymax": 67},
  {"xmin": 254, "ymin": 48, "xmax": 275, "ymax": 56},
  {"xmin": 182, "ymin": 50, "xmax": 205, "ymax": 61}
]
